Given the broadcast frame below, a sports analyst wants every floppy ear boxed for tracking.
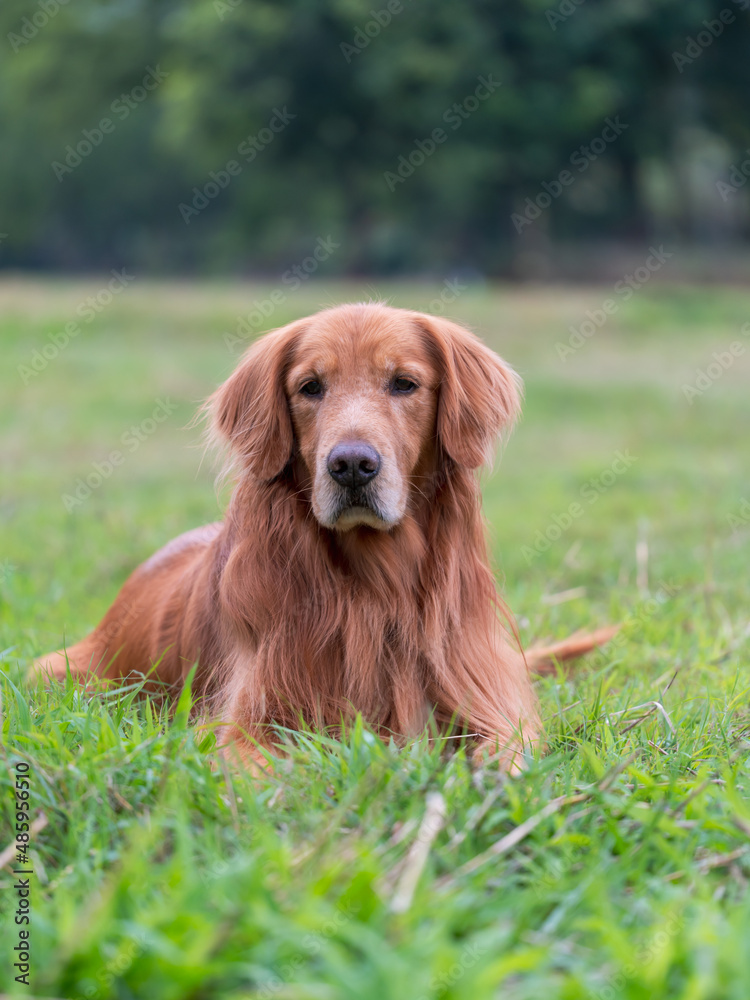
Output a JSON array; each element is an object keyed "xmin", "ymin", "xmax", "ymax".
[
  {"xmin": 208, "ymin": 319, "xmax": 305, "ymax": 480},
  {"xmin": 415, "ymin": 313, "xmax": 522, "ymax": 469}
]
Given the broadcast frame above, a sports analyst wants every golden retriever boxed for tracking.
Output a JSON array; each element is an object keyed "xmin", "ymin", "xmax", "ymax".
[{"xmin": 36, "ymin": 303, "xmax": 610, "ymax": 767}]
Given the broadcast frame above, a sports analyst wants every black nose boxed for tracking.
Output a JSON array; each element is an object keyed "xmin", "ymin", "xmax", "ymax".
[{"xmin": 327, "ymin": 442, "xmax": 381, "ymax": 489}]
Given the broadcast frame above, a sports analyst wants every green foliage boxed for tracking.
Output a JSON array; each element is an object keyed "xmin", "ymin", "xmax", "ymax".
[
  {"xmin": 1, "ymin": 0, "xmax": 749, "ymax": 272},
  {"xmin": 1, "ymin": 280, "xmax": 749, "ymax": 997}
]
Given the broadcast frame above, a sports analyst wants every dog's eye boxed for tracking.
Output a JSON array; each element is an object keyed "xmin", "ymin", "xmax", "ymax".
[
  {"xmin": 393, "ymin": 377, "xmax": 418, "ymax": 394},
  {"xmin": 300, "ymin": 380, "xmax": 323, "ymax": 397}
]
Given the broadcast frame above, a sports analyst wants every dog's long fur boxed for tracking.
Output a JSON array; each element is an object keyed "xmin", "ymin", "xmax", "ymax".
[{"xmin": 36, "ymin": 304, "xmax": 544, "ymax": 766}]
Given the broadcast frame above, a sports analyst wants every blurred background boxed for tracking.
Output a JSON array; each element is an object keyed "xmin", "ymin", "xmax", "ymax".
[
  {"xmin": 1, "ymin": 0, "xmax": 750, "ymax": 280},
  {"xmin": 3, "ymin": 8, "xmax": 750, "ymax": 993},
  {"xmin": 2, "ymin": 0, "xmax": 749, "ymax": 646}
]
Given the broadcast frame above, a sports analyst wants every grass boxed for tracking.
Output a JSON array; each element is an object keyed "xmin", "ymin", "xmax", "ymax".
[{"xmin": 1, "ymin": 278, "xmax": 749, "ymax": 999}]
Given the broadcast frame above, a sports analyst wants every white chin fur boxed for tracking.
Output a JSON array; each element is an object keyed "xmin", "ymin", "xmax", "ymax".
[{"xmin": 330, "ymin": 506, "xmax": 393, "ymax": 532}]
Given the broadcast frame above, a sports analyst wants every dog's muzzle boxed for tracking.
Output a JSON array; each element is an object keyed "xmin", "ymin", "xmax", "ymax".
[
  {"xmin": 325, "ymin": 441, "xmax": 384, "ymax": 521},
  {"xmin": 327, "ymin": 441, "xmax": 380, "ymax": 491},
  {"xmin": 327, "ymin": 442, "xmax": 381, "ymax": 490}
]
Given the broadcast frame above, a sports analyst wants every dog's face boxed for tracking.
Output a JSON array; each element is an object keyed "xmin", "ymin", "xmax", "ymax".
[
  {"xmin": 286, "ymin": 315, "xmax": 439, "ymax": 530},
  {"xmin": 211, "ymin": 304, "xmax": 521, "ymax": 532}
]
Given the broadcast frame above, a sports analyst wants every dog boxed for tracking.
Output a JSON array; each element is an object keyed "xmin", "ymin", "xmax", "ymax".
[{"xmin": 36, "ymin": 303, "xmax": 611, "ymax": 768}]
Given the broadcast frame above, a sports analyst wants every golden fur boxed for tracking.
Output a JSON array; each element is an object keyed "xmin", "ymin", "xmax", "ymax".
[{"xmin": 36, "ymin": 304, "xmax": 542, "ymax": 767}]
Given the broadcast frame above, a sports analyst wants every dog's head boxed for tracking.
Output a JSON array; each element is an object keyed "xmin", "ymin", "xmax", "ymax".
[{"xmin": 210, "ymin": 303, "xmax": 521, "ymax": 531}]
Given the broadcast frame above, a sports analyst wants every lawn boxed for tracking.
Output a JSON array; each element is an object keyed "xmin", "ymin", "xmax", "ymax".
[{"xmin": 1, "ymin": 278, "xmax": 749, "ymax": 999}]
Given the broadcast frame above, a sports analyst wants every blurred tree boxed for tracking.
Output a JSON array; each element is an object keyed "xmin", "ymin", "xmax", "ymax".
[{"xmin": 0, "ymin": 0, "xmax": 748, "ymax": 274}]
